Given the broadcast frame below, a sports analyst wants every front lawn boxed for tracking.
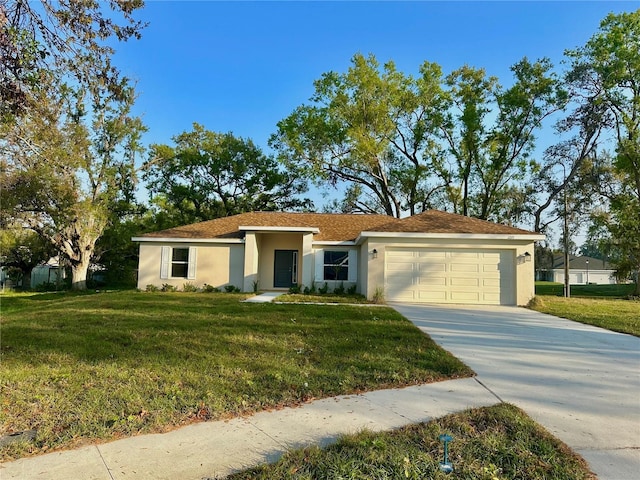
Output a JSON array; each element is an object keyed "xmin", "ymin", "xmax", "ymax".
[
  {"xmin": 529, "ymin": 296, "xmax": 640, "ymax": 337},
  {"xmin": 229, "ymin": 403, "xmax": 594, "ymax": 480},
  {"xmin": 0, "ymin": 291, "xmax": 472, "ymax": 460}
]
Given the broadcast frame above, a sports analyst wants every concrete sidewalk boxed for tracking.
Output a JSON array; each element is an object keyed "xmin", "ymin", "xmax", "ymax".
[{"xmin": 1, "ymin": 378, "xmax": 499, "ymax": 480}]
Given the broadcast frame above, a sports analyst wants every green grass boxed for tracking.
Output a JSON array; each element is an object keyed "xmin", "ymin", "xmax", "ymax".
[
  {"xmin": 535, "ymin": 281, "xmax": 637, "ymax": 298},
  {"xmin": 228, "ymin": 403, "xmax": 594, "ymax": 480},
  {"xmin": 277, "ymin": 293, "xmax": 374, "ymax": 304},
  {"xmin": 0, "ymin": 291, "xmax": 472, "ymax": 460},
  {"xmin": 529, "ymin": 295, "xmax": 640, "ymax": 337}
]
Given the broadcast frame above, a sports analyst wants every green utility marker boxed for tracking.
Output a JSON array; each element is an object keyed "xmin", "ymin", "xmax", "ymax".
[{"xmin": 438, "ymin": 433, "xmax": 453, "ymax": 473}]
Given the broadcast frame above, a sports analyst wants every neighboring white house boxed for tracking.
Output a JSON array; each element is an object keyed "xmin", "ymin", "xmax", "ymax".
[
  {"xmin": 30, "ymin": 256, "xmax": 66, "ymax": 289},
  {"xmin": 542, "ymin": 254, "xmax": 616, "ymax": 285},
  {"xmin": 133, "ymin": 210, "xmax": 544, "ymax": 306}
]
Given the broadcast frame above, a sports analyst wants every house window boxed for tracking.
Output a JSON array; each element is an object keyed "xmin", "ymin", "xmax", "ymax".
[
  {"xmin": 324, "ymin": 251, "xmax": 349, "ymax": 281},
  {"xmin": 171, "ymin": 248, "xmax": 189, "ymax": 278},
  {"xmin": 160, "ymin": 246, "xmax": 197, "ymax": 280}
]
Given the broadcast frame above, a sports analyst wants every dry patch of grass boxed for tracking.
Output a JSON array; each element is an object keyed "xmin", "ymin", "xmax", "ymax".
[
  {"xmin": 229, "ymin": 403, "xmax": 595, "ymax": 480},
  {"xmin": 0, "ymin": 291, "xmax": 471, "ymax": 460}
]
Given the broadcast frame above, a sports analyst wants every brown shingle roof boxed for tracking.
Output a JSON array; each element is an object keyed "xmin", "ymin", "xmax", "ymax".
[
  {"xmin": 371, "ymin": 210, "xmax": 536, "ymax": 235},
  {"xmin": 140, "ymin": 212, "xmax": 398, "ymax": 241},
  {"xmin": 138, "ymin": 210, "xmax": 537, "ymax": 242}
]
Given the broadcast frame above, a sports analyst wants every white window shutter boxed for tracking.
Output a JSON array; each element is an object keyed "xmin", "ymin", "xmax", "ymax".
[
  {"xmin": 187, "ymin": 246, "xmax": 197, "ymax": 279},
  {"xmin": 314, "ymin": 249, "xmax": 324, "ymax": 282},
  {"xmin": 348, "ymin": 250, "xmax": 358, "ymax": 282},
  {"xmin": 160, "ymin": 246, "xmax": 170, "ymax": 279}
]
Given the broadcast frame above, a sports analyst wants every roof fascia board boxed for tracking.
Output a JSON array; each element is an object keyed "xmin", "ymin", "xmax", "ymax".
[
  {"xmin": 132, "ymin": 237, "xmax": 243, "ymax": 244},
  {"xmin": 356, "ymin": 231, "xmax": 545, "ymax": 242},
  {"xmin": 239, "ymin": 226, "xmax": 320, "ymax": 233}
]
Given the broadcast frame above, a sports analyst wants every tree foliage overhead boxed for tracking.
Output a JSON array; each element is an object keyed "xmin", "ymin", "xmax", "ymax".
[
  {"xmin": 271, "ymin": 54, "xmax": 448, "ymax": 218},
  {"xmin": 143, "ymin": 123, "xmax": 312, "ymax": 226},
  {"xmin": 442, "ymin": 59, "xmax": 566, "ymax": 221},
  {"xmin": 271, "ymin": 53, "xmax": 565, "ymax": 220},
  {"xmin": 1, "ymin": 0, "xmax": 145, "ymax": 119},
  {"xmin": 565, "ymin": 10, "xmax": 640, "ymax": 292}
]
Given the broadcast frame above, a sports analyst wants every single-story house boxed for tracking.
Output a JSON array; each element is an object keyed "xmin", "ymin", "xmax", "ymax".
[
  {"xmin": 539, "ymin": 254, "xmax": 616, "ymax": 285},
  {"xmin": 133, "ymin": 210, "xmax": 544, "ymax": 306}
]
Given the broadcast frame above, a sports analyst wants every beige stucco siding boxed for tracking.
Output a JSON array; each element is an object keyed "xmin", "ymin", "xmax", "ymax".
[
  {"xmin": 364, "ymin": 237, "xmax": 536, "ymax": 306},
  {"xmin": 137, "ymin": 243, "xmax": 244, "ymax": 290}
]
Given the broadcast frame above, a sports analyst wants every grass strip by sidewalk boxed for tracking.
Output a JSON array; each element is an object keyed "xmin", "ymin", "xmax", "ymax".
[
  {"xmin": 228, "ymin": 403, "xmax": 595, "ymax": 480},
  {"xmin": 529, "ymin": 296, "xmax": 640, "ymax": 337},
  {"xmin": 0, "ymin": 291, "xmax": 472, "ymax": 460}
]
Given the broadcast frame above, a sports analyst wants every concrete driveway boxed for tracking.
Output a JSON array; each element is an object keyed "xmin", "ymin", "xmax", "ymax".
[{"xmin": 392, "ymin": 303, "xmax": 640, "ymax": 480}]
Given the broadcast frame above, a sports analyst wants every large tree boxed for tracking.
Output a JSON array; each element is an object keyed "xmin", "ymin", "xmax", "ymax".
[
  {"xmin": 271, "ymin": 53, "xmax": 449, "ymax": 218},
  {"xmin": 143, "ymin": 123, "xmax": 311, "ymax": 225},
  {"xmin": 566, "ymin": 10, "xmax": 640, "ymax": 293},
  {"xmin": 441, "ymin": 59, "xmax": 567, "ymax": 222},
  {"xmin": 272, "ymin": 53, "xmax": 565, "ymax": 220},
  {"xmin": 0, "ymin": 75, "xmax": 145, "ymax": 290},
  {"xmin": 0, "ymin": 1, "xmax": 146, "ymax": 290}
]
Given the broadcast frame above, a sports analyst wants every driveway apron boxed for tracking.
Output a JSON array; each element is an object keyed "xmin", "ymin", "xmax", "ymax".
[{"xmin": 392, "ymin": 303, "xmax": 640, "ymax": 480}]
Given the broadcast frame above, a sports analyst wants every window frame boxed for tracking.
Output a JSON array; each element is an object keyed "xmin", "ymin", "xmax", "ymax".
[
  {"xmin": 323, "ymin": 250, "xmax": 349, "ymax": 281},
  {"xmin": 160, "ymin": 246, "xmax": 197, "ymax": 280}
]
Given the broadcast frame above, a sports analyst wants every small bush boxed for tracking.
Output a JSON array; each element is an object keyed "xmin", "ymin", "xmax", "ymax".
[
  {"xmin": 202, "ymin": 284, "xmax": 220, "ymax": 293},
  {"xmin": 182, "ymin": 282, "xmax": 199, "ymax": 292},
  {"xmin": 224, "ymin": 284, "xmax": 240, "ymax": 293},
  {"xmin": 252, "ymin": 280, "xmax": 259, "ymax": 293},
  {"xmin": 145, "ymin": 284, "xmax": 159, "ymax": 292},
  {"xmin": 372, "ymin": 286, "xmax": 385, "ymax": 304},
  {"xmin": 318, "ymin": 282, "xmax": 329, "ymax": 294},
  {"xmin": 347, "ymin": 284, "xmax": 357, "ymax": 295},
  {"xmin": 303, "ymin": 285, "xmax": 311, "ymax": 295},
  {"xmin": 333, "ymin": 282, "xmax": 345, "ymax": 295},
  {"xmin": 161, "ymin": 284, "xmax": 178, "ymax": 292},
  {"xmin": 288, "ymin": 284, "xmax": 302, "ymax": 294}
]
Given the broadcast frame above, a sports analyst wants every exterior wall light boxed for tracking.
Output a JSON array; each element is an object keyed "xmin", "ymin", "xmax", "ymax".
[
  {"xmin": 524, "ymin": 251, "xmax": 532, "ymax": 262},
  {"xmin": 372, "ymin": 249, "xmax": 378, "ymax": 259}
]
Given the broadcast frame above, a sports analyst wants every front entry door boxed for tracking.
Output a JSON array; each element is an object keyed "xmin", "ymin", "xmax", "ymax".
[{"xmin": 274, "ymin": 250, "xmax": 298, "ymax": 288}]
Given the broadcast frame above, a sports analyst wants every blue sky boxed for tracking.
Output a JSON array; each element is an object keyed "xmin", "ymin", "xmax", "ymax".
[{"xmin": 116, "ymin": 1, "xmax": 637, "ymax": 154}]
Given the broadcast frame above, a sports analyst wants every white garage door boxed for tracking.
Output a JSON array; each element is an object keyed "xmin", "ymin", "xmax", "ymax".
[{"xmin": 385, "ymin": 248, "xmax": 515, "ymax": 305}]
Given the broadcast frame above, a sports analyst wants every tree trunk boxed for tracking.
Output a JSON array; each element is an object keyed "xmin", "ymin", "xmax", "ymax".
[{"xmin": 70, "ymin": 256, "xmax": 91, "ymax": 290}]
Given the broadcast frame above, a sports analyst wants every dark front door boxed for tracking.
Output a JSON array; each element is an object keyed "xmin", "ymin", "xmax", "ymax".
[{"xmin": 274, "ymin": 250, "xmax": 298, "ymax": 288}]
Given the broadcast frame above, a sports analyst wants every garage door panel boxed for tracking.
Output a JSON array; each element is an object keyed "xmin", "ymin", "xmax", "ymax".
[
  {"xmin": 450, "ymin": 277, "xmax": 480, "ymax": 287},
  {"xmin": 386, "ymin": 262, "xmax": 415, "ymax": 272},
  {"xmin": 417, "ymin": 290, "xmax": 447, "ymax": 302},
  {"xmin": 450, "ymin": 291, "xmax": 481, "ymax": 302},
  {"xmin": 419, "ymin": 263, "xmax": 446, "ymax": 273},
  {"xmin": 418, "ymin": 250, "xmax": 445, "ymax": 259},
  {"xmin": 385, "ymin": 248, "xmax": 515, "ymax": 305},
  {"xmin": 451, "ymin": 263, "xmax": 479, "ymax": 273},
  {"xmin": 417, "ymin": 275, "xmax": 446, "ymax": 286}
]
